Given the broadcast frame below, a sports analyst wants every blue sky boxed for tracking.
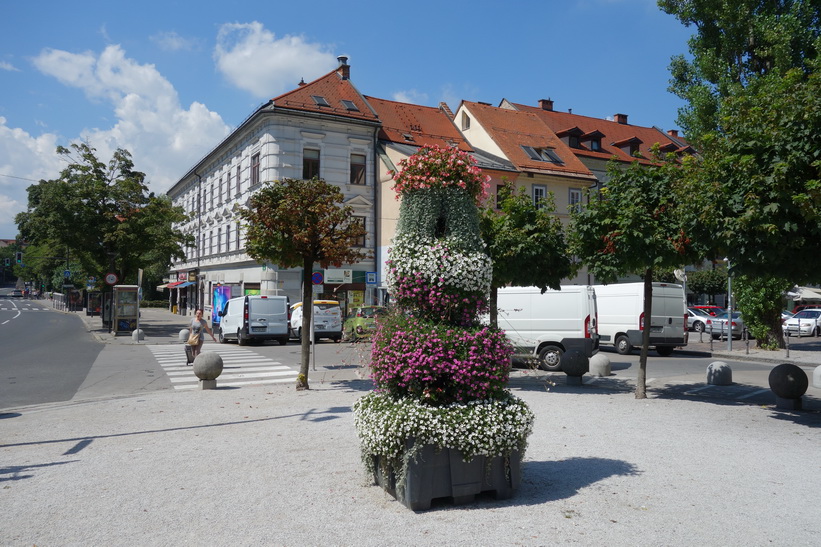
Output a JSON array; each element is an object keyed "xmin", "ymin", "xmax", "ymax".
[{"xmin": 0, "ymin": 0, "xmax": 693, "ymax": 239}]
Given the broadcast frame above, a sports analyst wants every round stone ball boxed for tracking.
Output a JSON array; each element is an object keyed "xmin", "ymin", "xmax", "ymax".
[
  {"xmin": 589, "ymin": 353, "xmax": 611, "ymax": 377},
  {"xmin": 768, "ymin": 363, "xmax": 809, "ymax": 399},
  {"xmin": 131, "ymin": 329, "xmax": 145, "ymax": 342},
  {"xmin": 179, "ymin": 328, "xmax": 190, "ymax": 342},
  {"xmin": 706, "ymin": 361, "xmax": 733, "ymax": 386},
  {"xmin": 813, "ymin": 365, "xmax": 821, "ymax": 389},
  {"xmin": 193, "ymin": 351, "xmax": 224, "ymax": 381},
  {"xmin": 562, "ymin": 350, "xmax": 589, "ymax": 377}
]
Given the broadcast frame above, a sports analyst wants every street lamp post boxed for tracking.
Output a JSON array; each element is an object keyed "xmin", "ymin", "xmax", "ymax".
[{"xmin": 724, "ymin": 257, "xmax": 732, "ymax": 352}]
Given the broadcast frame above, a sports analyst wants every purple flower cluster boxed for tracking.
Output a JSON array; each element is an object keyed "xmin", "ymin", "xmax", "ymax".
[
  {"xmin": 389, "ymin": 271, "xmax": 488, "ymax": 326},
  {"xmin": 371, "ymin": 314, "xmax": 513, "ymax": 405}
]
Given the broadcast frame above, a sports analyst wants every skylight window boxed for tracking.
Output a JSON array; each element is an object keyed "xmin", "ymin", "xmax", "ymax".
[
  {"xmin": 521, "ymin": 145, "xmax": 563, "ymax": 164},
  {"xmin": 341, "ymin": 100, "xmax": 359, "ymax": 111},
  {"xmin": 311, "ymin": 95, "xmax": 330, "ymax": 107}
]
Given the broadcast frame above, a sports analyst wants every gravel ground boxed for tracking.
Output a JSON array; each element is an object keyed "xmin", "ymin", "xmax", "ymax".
[{"xmin": 1, "ymin": 378, "xmax": 819, "ymax": 546}]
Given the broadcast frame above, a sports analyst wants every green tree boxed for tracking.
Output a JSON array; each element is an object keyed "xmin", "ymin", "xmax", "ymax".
[
  {"xmin": 735, "ymin": 274, "xmax": 792, "ymax": 349},
  {"xmin": 687, "ymin": 267, "xmax": 728, "ymax": 303},
  {"xmin": 15, "ymin": 143, "xmax": 191, "ymax": 286},
  {"xmin": 479, "ymin": 182, "xmax": 571, "ymax": 327},
  {"xmin": 241, "ymin": 177, "xmax": 369, "ymax": 390},
  {"xmin": 569, "ymin": 153, "xmax": 705, "ymax": 398}
]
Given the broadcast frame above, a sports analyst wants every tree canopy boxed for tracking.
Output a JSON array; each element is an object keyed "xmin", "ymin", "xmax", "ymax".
[
  {"xmin": 241, "ymin": 177, "xmax": 369, "ymax": 390},
  {"xmin": 569, "ymin": 153, "xmax": 706, "ymax": 398},
  {"xmin": 479, "ymin": 182, "xmax": 571, "ymax": 327},
  {"xmin": 15, "ymin": 143, "xmax": 190, "ymax": 290}
]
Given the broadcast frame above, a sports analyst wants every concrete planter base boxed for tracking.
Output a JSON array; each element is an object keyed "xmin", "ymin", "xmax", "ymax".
[{"xmin": 372, "ymin": 441, "xmax": 521, "ymax": 511}]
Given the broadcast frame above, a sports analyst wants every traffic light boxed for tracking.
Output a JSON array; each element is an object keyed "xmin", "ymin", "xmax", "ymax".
[{"xmin": 15, "ymin": 252, "xmax": 22, "ymax": 264}]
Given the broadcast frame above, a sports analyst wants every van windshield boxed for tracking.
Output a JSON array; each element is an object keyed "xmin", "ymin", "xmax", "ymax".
[{"xmin": 253, "ymin": 299, "xmax": 286, "ymax": 314}]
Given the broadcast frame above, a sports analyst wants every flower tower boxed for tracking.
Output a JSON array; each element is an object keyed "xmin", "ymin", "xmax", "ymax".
[{"xmin": 353, "ymin": 145, "xmax": 534, "ymax": 511}]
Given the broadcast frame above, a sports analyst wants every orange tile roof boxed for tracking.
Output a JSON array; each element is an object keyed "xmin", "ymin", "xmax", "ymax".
[
  {"xmin": 508, "ymin": 101, "xmax": 686, "ymax": 164},
  {"xmin": 365, "ymin": 96, "xmax": 471, "ymax": 151},
  {"xmin": 271, "ymin": 65, "xmax": 379, "ymax": 123},
  {"xmin": 461, "ymin": 101, "xmax": 596, "ymax": 180}
]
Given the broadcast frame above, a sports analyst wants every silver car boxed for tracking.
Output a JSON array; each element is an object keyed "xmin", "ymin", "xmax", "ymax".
[
  {"xmin": 687, "ymin": 307, "xmax": 712, "ymax": 332},
  {"xmin": 784, "ymin": 309, "xmax": 821, "ymax": 337},
  {"xmin": 706, "ymin": 312, "xmax": 745, "ymax": 339}
]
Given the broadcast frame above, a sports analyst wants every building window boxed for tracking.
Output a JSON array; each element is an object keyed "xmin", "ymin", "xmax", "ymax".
[
  {"xmin": 236, "ymin": 221, "xmax": 241, "ymax": 249},
  {"xmin": 303, "ymin": 148, "xmax": 320, "ymax": 179},
  {"xmin": 350, "ymin": 153, "xmax": 366, "ymax": 185},
  {"xmin": 522, "ymin": 145, "xmax": 563, "ymax": 164},
  {"xmin": 226, "ymin": 224, "xmax": 231, "ymax": 252},
  {"xmin": 218, "ymin": 176, "xmax": 223, "ymax": 205},
  {"xmin": 533, "ymin": 185, "xmax": 547, "ymax": 209},
  {"xmin": 352, "ymin": 216, "xmax": 366, "ymax": 247},
  {"xmin": 590, "ymin": 139, "xmax": 601, "ymax": 151},
  {"xmin": 250, "ymin": 153, "xmax": 260, "ymax": 187},
  {"xmin": 569, "ymin": 135, "xmax": 580, "ymax": 149},
  {"xmin": 461, "ymin": 112, "xmax": 470, "ymax": 130},
  {"xmin": 235, "ymin": 166, "xmax": 241, "ymax": 197},
  {"xmin": 569, "ymin": 188, "xmax": 583, "ymax": 213},
  {"xmin": 209, "ymin": 230, "xmax": 214, "ymax": 255},
  {"xmin": 217, "ymin": 227, "xmax": 222, "ymax": 254}
]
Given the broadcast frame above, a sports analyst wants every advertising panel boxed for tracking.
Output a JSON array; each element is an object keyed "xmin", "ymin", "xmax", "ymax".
[{"xmin": 212, "ymin": 285, "xmax": 232, "ymax": 325}]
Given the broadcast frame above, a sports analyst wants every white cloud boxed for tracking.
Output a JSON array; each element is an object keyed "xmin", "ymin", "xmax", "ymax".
[
  {"xmin": 214, "ymin": 22, "xmax": 337, "ymax": 98},
  {"xmin": 151, "ymin": 31, "xmax": 199, "ymax": 52},
  {"xmin": 391, "ymin": 89, "xmax": 429, "ymax": 105},
  {"xmin": 30, "ymin": 44, "xmax": 230, "ymax": 192},
  {"xmin": 0, "ymin": 61, "xmax": 19, "ymax": 72}
]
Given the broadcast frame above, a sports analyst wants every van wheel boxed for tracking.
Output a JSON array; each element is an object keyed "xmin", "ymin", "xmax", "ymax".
[
  {"xmin": 538, "ymin": 345, "xmax": 563, "ymax": 372},
  {"xmin": 218, "ymin": 327, "xmax": 226, "ymax": 344},
  {"xmin": 238, "ymin": 329, "xmax": 248, "ymax": 346},
  {"xmin": 278, "ymin": 338, "xmax": 288, "ymax": 346},
  {"xmin": 656, "ymin": 346, "xmax": 674, "ymax": 357},
  {"xmin": 616, "ymin": 335, "xmax": 633, "ymax": 355},
  {"xmin": 333, "ymin": 336, "xmax": 341, "ymax": 343}
]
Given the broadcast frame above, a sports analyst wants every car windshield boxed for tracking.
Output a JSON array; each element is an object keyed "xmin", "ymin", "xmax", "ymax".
[
  {"xmin": 689, "ymin": 308, "xmax": 710, "ymax": 316},
  {"xmin": 794, "ymin": 310, "xmax": 821, "ymax": 319},
  {"xmin": 713, "ymin": 312, "xmax": 740, "ymax": 320},
  {"xmin": 361, "ymin": 307, "xmax": 385, "ymax": 318}
]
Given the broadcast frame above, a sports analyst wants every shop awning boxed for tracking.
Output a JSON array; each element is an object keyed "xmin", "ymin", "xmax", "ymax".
[
  {"xmin": 167, "ymin": 281, "xmax": 186, "ymax": 288},
  {"xmin": 156, "ymin": 283, "xmax": 169, "ymax": 290},
  {"xmin": 176, "ymin": 281, "xmax": 195, "ymax": 288}
]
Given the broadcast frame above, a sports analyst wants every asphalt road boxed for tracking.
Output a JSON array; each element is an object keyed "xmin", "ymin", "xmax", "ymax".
[{"xmin": 0, "ymin": 295, "xmax": 103, "ymax": 408}]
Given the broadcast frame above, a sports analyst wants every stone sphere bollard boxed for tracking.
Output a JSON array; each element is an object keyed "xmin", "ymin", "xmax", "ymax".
[
  {"xmin": 131, "ymin": 329, "xmax": 145, "ymax": 342},
  {"xmin": 193, "ymin": 351, "xmax": 224, "ymax": 390},
  {"xmin": 706, "ymin": 361, "xmax": 733, "ymax": 386},
  {"xmin": 813, "ymin": 366, "xmax": 821, "ymax": 389},
  {"xmin": 562, "ymin": 350, "xmax": 589, "ymax": 386},
  {"xmin": 589, "ymin": 353, "xmax": 611, "ymax": 377},
  {"xmin": 179, "ymin": 328, "xmax": 190, "ymax": 342},
  {"xmin": 768, "ymin": 363, "xmax": 809, "ymax": 410}
]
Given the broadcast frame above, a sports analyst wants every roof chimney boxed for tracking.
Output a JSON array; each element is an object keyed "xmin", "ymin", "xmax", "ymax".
[
  {"xmin": 667, "ymin": 129, "xmax": 679, "ymax": 137},
  {"xmin": 538, "ymin": 98, "xmax": 554, "ymax": 111},
  {"xmin": 337, "ymin": 56, "xmax": 350, "ymax": 80},
  {"xmin": 614, "ymin": 113, "xmax": 628, "ymax": 124}
]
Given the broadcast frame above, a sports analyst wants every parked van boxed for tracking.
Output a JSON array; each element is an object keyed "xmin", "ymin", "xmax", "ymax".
[
  {"xmin": 495, "ymin": 285, "xmax": 599, "ymax": 371},
  {"xmin": 290, "ymin": 300, "xmax": 343, "ymax": 342},
  {"xmin": 217, "ymin": 295, "xmax": 290, "ymax": 346},
  {"xmin": 593, "ymin": 282, "xmax": 687, "ymax": 356}
]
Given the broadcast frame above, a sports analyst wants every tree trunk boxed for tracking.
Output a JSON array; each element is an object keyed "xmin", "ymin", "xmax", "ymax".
[
  {"xmin": 297, "ymin": 260, "xmax": 314, "ymax": 390},
  {"xmin": 636, "ymin": 268, "xmax": 654, "ymax": 399}
]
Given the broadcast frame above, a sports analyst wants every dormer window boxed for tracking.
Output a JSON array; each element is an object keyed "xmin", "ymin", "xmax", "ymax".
[
  {"xmin": 590, "ymin": 139, "xmax": 601, "ymax": 151},
  {"xmin": 612, "ymin": 137, "xmax": 643, "ymax": 157},
  {"xmin": 521, "ymin": 145, "xmax": 564, "ymax": 164},
  {"xmin": 311, "ymin": 95, "xmax": 330, "ymax": 107},
  {"xmin": 461, "ymin": 112, "xmax": 471, "ymax": 130},
  {"xmin": 569, "ymin": 135, "xmax": 580, "ymax": 148}
]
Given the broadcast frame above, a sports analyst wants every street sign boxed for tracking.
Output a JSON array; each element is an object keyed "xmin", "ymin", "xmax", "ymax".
[
  {"xmin": 366, "ymin": 272, "xmax": 377, "ymax": 285},
  {"xmin": 311, "ymin": 271, "xmax": 324, "ymax": 285},
  {"xmin": 64, "ymin": 270, "xmax": 71, "ymax": 278},
  {"xmin": 104, "ymin": 273, "xmax": 119, "ymax": 285}
]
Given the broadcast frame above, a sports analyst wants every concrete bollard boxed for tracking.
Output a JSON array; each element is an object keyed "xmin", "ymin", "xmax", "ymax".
[
  {"xmin": 562, "ymin": 350, "xmax": 589, "ymax": 386},
  {"xmin": 131, "ymin": 329, "xmax": 145, "ymax": 342},
  {"xmin": 193, "ymin": 351, "xmax": 224, "ymax": 390},
  {"xmin": 813, "ymin": 366, "xmax": 821, "ymax": 389},
  {"xmin": 589, "ymin": 353, "xmax": 611, "ymax": 377},
  {"xmin": 706, "ymin": 361, "xmax": 733, "ymax": 386},
  {"xmin": 768, "ymin": 363, "xmax": 809, "ymax": 411},
  {"xmin": 179, "ymin": 328, "xmax": 190, "ymax": 342}
]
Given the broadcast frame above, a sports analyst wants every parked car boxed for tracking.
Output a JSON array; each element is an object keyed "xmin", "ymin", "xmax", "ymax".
[
  {"xmin": 687, "ymin": 307, "xmax": 712, "ymax": 332},
  {"xmin": 706, "ymin": 312, "xmax": 745, "ymax": 339},
  {"xmin": 691, "ymin": 305, "xmax": 724, "ymax": 316},
  {"xmin": 217, "ymin": 295, "xmax": 291, "ymax": 346},
  {"xmin": 10, "ymin": 289, "xmax": 23, "ymax": 297},
  {"xmin": 791, "ymin": 303, "xmax": 821, "ymax": 314},
  {"xmin": 784, "ymin": 309, "xmax": 821, "ymax": 337},
  {"xmin": 343, "ymin": 305, "xmax": 387, "ymax": 341},
  {"xmin": 290, "ymin": 300, "xmax": 343, "ymax": 342},
  {"xmin": 781, "ymin": 310, "xmax": 794, "ymax": 323}
]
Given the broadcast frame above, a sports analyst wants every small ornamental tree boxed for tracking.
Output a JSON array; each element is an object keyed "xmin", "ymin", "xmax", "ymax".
[
  {"xmin": 569, "ymin": 151, "xmax": 706, "ymax": 398},
  {"xmin": 354, "ymin": 145, "xmax": 534, "ymax": 485},
  {"xmin": 479, "ymin": 181, "xmax": 571, "ymax": 327},
  {"xmin": 241, "ymin": 177, "xmax": 369, "ymax": 390}
]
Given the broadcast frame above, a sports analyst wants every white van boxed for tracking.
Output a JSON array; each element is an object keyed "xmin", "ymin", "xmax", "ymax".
[
  {"xmin": 217, "ymin": 295, "xmax": 290, "ymax": 346},
  {"xmin": 290, "ymin": 300, "xmax": 343, "ymax": 342},
  {"xmin": 495, "ymin": 285, "xmax": 599, "ymax": 371},
  {"xmin": 593, "ymin": 282, "xmax": 687, "ymax": 356}
]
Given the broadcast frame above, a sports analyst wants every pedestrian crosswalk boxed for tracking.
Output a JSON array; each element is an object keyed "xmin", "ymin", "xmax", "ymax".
[
  {"xmin": 0, "ymin": 302, "xmax": 52, "ymax": 312},
  {"xmin": 148, "ymin": 343, "xmax": 299, "ymax": 390}
]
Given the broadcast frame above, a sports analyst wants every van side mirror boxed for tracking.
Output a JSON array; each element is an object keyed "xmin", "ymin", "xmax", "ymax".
[{"xmin": 218, "ymin": 310, "xmax": 226, "ymax": 317}]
